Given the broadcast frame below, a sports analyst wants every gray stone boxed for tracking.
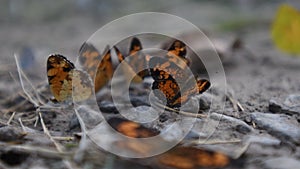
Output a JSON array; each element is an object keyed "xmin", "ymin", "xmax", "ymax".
[
  {"xmin": 0, "ymin": 126, "xmax": 26, "ymax": 142},
  {"xmin": 250, "ymin": 112, "xmax": 300, "ymax": 144},
  {"xmin": 269, "ymin": 95, "xmax": 300, "ymax": 115},
  {"xmin": 99, "ymin": 101, "xmax": 118, "ymax": 113},
  {"xmin": 264, "ymin": 157, "xmax": 300, "ymax": 169},
  {"xmin": 210, "ymin": 113, "xmax": 254, "ymax": 133}
]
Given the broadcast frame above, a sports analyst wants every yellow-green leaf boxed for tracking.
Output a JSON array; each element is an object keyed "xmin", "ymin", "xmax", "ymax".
[{"xmin": 271, "ymin": 4, "xmax": 300, "ymax": 55}]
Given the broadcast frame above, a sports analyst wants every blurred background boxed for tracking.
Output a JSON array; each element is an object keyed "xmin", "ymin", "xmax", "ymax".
[{"xmin": 0, "ymin": 0, "xmax": 297, "ymax": 65}]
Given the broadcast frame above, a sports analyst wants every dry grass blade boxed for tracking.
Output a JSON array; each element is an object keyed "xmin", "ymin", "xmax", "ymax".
[
  {"xmin": 39, "ymin": 112, "xmax": 64, "ymax": 152},
  {"xmin": 6, "ymin": 111, "xmax": 16, "ymax": 125},
  {"xmin": 73, "ymin": 107, "xmax": 88, "ymax": 163},
  {"xmin": 154, "ymin": 101, "xmax": 207, "ymax": 118},
  {"xmin": 191, "ymin": 139, "xmax": 241, "ymax": 145},
  {"xmin": 227, "ymin": 94, "xmax": 244, "ymax": 112},
  {"xmin": 39, "ymin": 112, "xmax": 77, "ymax": 169},
  {"xmin": 53, "ymin": 136, "xmax": 75, "ymax": 141},
  {"xmin": 20, "ymin": 70, "xmax": 46, "ymax": 105},
  {"xmin": 13, "ymin": 54, "xmax": 39, "ymax": 108},
  {"xmin": 0, "ymin": 143, "xmax": 71, "ymax": 159}
]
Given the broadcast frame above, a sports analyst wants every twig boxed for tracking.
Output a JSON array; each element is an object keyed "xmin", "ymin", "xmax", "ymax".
[
  {"xmin": 6, "ymin": 112, "xmax": 16, "ymax": 125},
  {"xmin": 227, "ymin": 94, "xmax": 244, "ymax": 112},
  {"xmin": 13, "ymin": 54, "xmax": 39, "ymax": 108},
  {"xmin": 39, "ymin": 112, "xmax": 75, "ymax": 169},
  {"xmin": 73, "ymin": 107, "xmax": 88, "ymax": 163},
  {"xmin": 0, "ymin": 119, "xmax": 7, "ymax": 125},
  {"xmin": 236, "ymin": 101, "xmax": 245, "ymax": 112},
  {"xmin": 154, "ymin": 101, "xmax": 207, "ymax": 118},
  {"xmin": 20, "ymin": 70, "xmax": 46, "ymax": 105},
  {"xmin": 0, "ymin": 143, "xmax": 71, "ymax": 159},
  {"xmin": 18, "ymin": 118, "xmax": 26, "ymax": 132},
  {"xmin": 190, "ymin": 139, "xmax": 241, "ymax": 145},
  {"xmin": 227, "ymin": 95, "xmax": 238, "ymax": 111},
  {"xmin": 39, "ymin": 112, "xmax": 64, "ymax": 152},
  {"xmin": 53, "ymin": 136, "xmax": 75, "ymax": 141}
]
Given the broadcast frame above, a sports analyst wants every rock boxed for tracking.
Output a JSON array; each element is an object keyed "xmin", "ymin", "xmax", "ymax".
[
  {"xmin": 99, "ymin": 101, "xmax": 119, "ymax": 113},
  {"xmin": 269, "ymin": 94, "xmax": 300, "ymax": 116},
  {"xmin": 130, "ymin": 95, "xmax": 150, "ymax": 107},
  {"xmin": 236, "ymin": 124, "xmax": 252, "ymax": 134},
  {"xmin": 0, "ymin": 150, "xmax": 29, "ymax": 166},
  {"xmin": 0, "ymin": 126, "xmax": 26, "ymax": 142},
  {"xmin": 247, "ymin": 135, "xmax": 281, "ymax": 146},
  {"xmin": 120, "ymin": 106, "xmax": 158, "ymax": 123},
  {"xmin": 210, "ymin": 113, "xmax": 254, "ymax": 133},
  {"xmin": 250, "ymin": 112, "xmax": 300, "ymax": 144},
  {"xmin": 264, "ymin": 157, "xmax": 300, "ymax": 169},
  {"xmin": 198, "ymin": 93, "xmax": 212, "ymax": 110}
]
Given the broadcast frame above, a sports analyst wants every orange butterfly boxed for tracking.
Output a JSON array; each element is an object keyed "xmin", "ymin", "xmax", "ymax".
[
  {"xmin": 157, "ymin": 146, "xmax": 230, "ymax": 169},
  {"xmin": 47, "ymin": 43, "xmax": 113, "ymax": 102},
  {"xmin": 79, "ymin": 43, "xmax": 113, "ymax": 92},
  {"xmin": 114, "ymin": 37, "xmax": 149, "ymax": 83},
  {"xmin": 149, "ymin": 40, "xmax": 210, "ymax": 108},
  {"xmin": 107, "ymin": 117, "xmax": 159, "ymax": 138},
  {"xmin": 47, "ymin": 54, "xmax": 93, "ymax": 102}
]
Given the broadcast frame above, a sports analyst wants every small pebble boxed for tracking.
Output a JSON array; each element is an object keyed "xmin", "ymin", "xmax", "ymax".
[
  {"xmin": 251, "ymin": 112, "xmax": 300, "ymax": 144},
  {"xmin": 0, "ymin": 126, "xmax": 26, "ymax": 142}
]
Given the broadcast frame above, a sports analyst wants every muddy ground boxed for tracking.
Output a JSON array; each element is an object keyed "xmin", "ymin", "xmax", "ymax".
[{"xmin": 0, "ymin": 1, "xmax": 299, "ymax": 169}]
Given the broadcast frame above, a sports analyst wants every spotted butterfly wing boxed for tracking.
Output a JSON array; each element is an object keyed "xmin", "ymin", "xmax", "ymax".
[
  {"xmin": 114, "ymin": 45, "xmax": 143, "ymax": 83},
  {"xmin": 166, "ymin": 40, "xmax": 190, "ymax": 68},
  {"xmin": 129, "ymin": 37, "xmax": 150, "ymax": 78},
  {"xmin": 107, "ymin": 117, "xmax": 159, "ymax": 138},
  {"xmin": 158, "ymin": 146, "xmax": 230, "ymax": 169},
  {"xmin": 149, "ymin": 53, "xmax": 210, "ymax": 107},
  {"xmin": 79, "ymin": 43, "xmax": 113, "ymax": 92},
  {"xmin": 47, "ymin": 54, "xmax": 92, "ymax": 102}
]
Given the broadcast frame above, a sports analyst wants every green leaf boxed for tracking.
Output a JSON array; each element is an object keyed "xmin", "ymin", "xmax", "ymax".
[{"xmin": 271, "ymin": 4, "xmax": 300, "ymax": 55}]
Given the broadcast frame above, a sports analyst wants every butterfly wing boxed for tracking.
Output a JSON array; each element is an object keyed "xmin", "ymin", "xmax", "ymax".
[
  {"xmin": 171, "ymin": 78, "xmax": 210, "ymax": 107},
  {"xmin": 107, "ymin": 117, "xmax": 159, "ymax": 138},
  {"xmin": 149, "ymin": 55, "xmax": 210, "ymax": 107},
  {"xmin": 167, "ymin": 40, "xmax": 190, "ymax": 67},
  {"xmin": 127, "ymin": 37, "xmax": 149, "ymax": 79},
  {"xmin": 47, "ymin": 54, "xmax": 92, "ymax": 102},
  {"xmin": 79, "ymin": 43, "xmax": 113, "ymax": 92},
  {"xmin": 158, "ymin": 146, "xmax": 230, "ymax": 169},
  {"xmin": 94, "ymin": 45, "xmax": 113, "ymax": 92},
  {"xmin": 114, "ymin": 46, "xmax": 143, "ymax": 83},
  {"xmin": 47, "ymin": 54, "xmax": 75, "ymax": 102},
  {"xmin": 149, "ymin": 56, "xmax": 190, "ymax": 107}
]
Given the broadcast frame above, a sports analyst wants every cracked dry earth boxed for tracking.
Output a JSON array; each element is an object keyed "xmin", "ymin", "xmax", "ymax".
[{"xmin": 0, "ymin": 20, "xmax": 300, "ymax": 169}]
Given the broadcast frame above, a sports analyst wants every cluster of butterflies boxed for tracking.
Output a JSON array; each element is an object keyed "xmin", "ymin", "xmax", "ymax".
[
  {"xmin": 47, "ymin": 37, "xmax": 210, "ymax": 108},
  {"xmin": 47, "ymin": 38, "xmax": 235, "ymax": 169}
]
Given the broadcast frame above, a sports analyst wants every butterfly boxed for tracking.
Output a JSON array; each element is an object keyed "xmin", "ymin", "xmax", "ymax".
[
  {"xmin": 79, "ymin": 43, "xmax": 113, "ymax": 92},
  {"xmin": 47, "ymin": 54, "xmax": 93, "ymax": 102},
  {"xmin": 107, "ymin": 117, "xmax": 160, "ymax": 155},
  {"xmin": 114, "ymin": 37, "xmax": 149, "ymax": 83},
  {"xmin": 107, "ymin": 117, "xmax": 159, "ymax": 138},
  {"xmin": 149, "ymin": 40, "xmax": 210, "ymax": 108},
  {"xmin": 157, "ymin": 146, "xmax": 230, "ymax": 169},
  {"xmin": 47, "ymin": 43, "xmax": 113, "ymax": 102}
]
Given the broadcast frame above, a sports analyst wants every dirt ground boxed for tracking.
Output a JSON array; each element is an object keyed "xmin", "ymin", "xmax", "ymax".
[{"xmin": 0, "ymin": 1, "xmax": 300, "ymax": 169}]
